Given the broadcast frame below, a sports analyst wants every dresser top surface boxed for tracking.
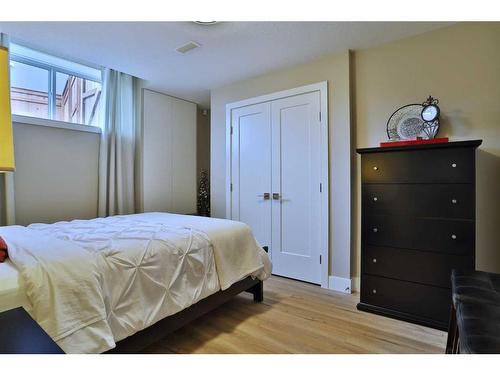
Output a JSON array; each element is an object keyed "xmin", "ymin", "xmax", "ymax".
[{"xmin": 357, "ymin": 140, "xmax": 482, "ymax": 154}]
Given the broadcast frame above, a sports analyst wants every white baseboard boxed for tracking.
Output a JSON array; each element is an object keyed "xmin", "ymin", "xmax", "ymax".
[{"xmin": 328, "ymin": 276, "xmax": 352, "ymax": 294}]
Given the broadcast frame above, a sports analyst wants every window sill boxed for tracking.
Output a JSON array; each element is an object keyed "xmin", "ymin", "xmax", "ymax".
[{"xmin": 12, "ymin": 114, "xmax": 102, "ymax": 134}]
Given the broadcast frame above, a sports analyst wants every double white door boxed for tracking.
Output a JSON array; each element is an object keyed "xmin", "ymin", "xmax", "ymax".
[{"xmin": 230, "ymin": 91, "xmax": 323, "ymax": 284}]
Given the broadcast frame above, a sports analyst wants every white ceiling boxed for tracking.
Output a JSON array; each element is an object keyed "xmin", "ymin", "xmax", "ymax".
[{"xmin": 0, "ymin": 22, "xmax": 451, "ymax": 107}]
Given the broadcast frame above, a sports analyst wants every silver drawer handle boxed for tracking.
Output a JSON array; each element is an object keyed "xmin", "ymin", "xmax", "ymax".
[
  {"xmin": 372, "ymin": 289, "xmax": 377, "ymax": 294},
  {"xmin": 373, "ymin": 166, "xmax": 379, "ymax": 171},
  {"xmin": 451, "ymin": 199, "xmax": 457, "ymax": 204},
  {"xmin": 373, "ymin": 227, "xmax": 378, "ymax": 233},
  {"xmin": 451, "ymin": 234, "xmax": 457, "ymax": 240},
  {"xmin": 372, "ymin": 258, "xmax": 377, "ymax": 263},
  {"xmin": 373, "ymin": 197, "xmax": 378, "ymax": 202},
  {"xmin": 451, "ymin": 163, "xmax": 457, "ymax": 168}
]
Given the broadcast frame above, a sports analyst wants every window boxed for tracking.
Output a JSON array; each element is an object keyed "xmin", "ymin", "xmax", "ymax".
[{"xmin": 9, "ymin": 43, "xmax": 102, "ymax": 127}]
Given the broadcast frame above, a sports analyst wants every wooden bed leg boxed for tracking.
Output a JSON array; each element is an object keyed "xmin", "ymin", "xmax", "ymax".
[
  {"xmin": 247, "ymin": 281, "xmax": 264, "ymax": 302},
  {"xmin": 253, "ymin": 281, "xmax": 264, "ymax": 302}
]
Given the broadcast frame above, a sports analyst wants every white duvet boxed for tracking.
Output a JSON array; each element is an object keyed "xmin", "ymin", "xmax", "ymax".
[{"xmin": 0, "ymin": 213, "xmax": 271, "ymax": 353}]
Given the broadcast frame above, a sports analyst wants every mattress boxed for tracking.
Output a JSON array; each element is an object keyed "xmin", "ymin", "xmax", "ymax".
[{"xmin": 0, "ymin": 259, "xmax": 28, "ymax": 313}]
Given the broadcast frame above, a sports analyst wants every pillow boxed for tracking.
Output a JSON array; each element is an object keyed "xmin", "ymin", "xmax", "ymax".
[{"xmin": 0, "ymin": 236, "xmax": 8, "ymax": 262}]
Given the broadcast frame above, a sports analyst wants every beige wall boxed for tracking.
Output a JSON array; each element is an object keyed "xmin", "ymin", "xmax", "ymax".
[
  {"xmin": 210, "ymin": 51, "xmax": 352, "ymax": 280},
  {"xmin": 11, "ymin": 122, "xmax": 100, "ymax": 225},
  {"xmin": 353, "ymin": 22, "xmax": 500, "ymax": 285}
]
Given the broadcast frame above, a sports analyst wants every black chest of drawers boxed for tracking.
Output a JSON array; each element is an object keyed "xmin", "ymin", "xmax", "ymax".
[{"xmin": 356, "ymin": 140, "xmax": 482, "ymax": 330}]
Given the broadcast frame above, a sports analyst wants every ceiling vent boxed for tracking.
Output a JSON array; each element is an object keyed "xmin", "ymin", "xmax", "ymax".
[{"xmin": 175, "ymin": 41, "xmax": 201, "ymax": 54}]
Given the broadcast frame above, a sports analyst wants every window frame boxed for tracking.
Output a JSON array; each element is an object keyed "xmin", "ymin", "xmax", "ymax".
[{"xmin": 9, "ymin": 48, "xmax": 103, "ymax": 133}]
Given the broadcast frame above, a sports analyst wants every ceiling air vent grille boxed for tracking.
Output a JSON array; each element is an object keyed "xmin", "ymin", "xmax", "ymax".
[{"xmin": 175, "ymin": 41, "xmax": 201, "ymax": 54}]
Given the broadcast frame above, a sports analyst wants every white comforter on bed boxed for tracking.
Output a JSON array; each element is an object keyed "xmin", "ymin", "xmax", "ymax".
[{"xmin": 0, "ymin": 213, "xmax": 271, "ymax": 353}]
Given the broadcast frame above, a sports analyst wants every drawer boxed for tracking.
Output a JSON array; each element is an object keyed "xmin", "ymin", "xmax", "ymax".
[
  {"xmin": 362, "ymin": 246, "xmax": 474, "ymax": 288},
  {"xmin": 361, "ymin": 147, "xmax": 475, "ymax": 183},
  {"xmin": 361, "ymin": 275, "xmax": 451, "ymax": 323},
  {"xmin": 362, "ymin": 215, "xmax": 474, "ymax": 255},
  {"xmin": 362, "ymin": 184, "xmax": 474, "ymax": 220}
]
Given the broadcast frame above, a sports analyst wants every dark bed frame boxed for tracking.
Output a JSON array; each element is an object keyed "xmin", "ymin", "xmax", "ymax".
[{"xmin": 106, "ymin": 277, "xmax": 263, "ymax": 353}]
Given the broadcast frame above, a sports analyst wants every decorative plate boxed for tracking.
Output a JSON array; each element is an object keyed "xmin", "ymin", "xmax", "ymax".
[{"xmin": 386, "ymin": 104, "xmax": 426, "ymax": 140}]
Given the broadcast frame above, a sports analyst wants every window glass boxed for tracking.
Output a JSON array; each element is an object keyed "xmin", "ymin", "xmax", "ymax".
[
  {"xmin": 9, "ymin": 43, "xmax": 102, "ymax": 127},
  {"xmin": 55, "ymin": 72, "xmax": 102, "ymax": 126},
  {"xmin": 10, "ymin": 60, "xmax": 50, "ymax": 119}
]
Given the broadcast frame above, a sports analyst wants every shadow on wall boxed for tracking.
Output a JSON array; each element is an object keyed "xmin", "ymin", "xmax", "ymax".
[
  {"xmin": 439, "ymin": 111, "xmax": 472, "ymax": 138},
  {"xmin": 476, "ymin": 149, "xmax": 500, "ymax": 273}
]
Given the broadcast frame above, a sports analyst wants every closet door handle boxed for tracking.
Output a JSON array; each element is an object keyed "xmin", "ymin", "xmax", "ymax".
[
  {"xmin": 272, "ymin": 193, "xmax": 281, "ymax": 200},
  {"xmin": 257, "ymin": 193, "xmax": 270, "ymax": 200}
]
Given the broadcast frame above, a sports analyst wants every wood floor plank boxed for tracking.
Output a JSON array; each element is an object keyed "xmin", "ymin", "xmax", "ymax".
[{"xmin": 142, "ymin": 276, "xmax": 447, "ymax": 354}]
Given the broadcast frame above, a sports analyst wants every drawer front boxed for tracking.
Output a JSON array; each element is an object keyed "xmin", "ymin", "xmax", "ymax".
[
  {"xmin": 363, "ymin": 215, "xmax": 474, "ymax": 255},
  {"xmin": 362, "ymin": 246, "xmax": 474, "ymax": 288},
  {"xmin": 361, "ymin": 275, "xmax": 451, "ymax": 323},
  {"xmin": 362, "ymin": 184, "xmax": 474, "ymax": 220},
  {"xmin": 361, "ymin": 148, "xmax": 475, "ymax": 184}
]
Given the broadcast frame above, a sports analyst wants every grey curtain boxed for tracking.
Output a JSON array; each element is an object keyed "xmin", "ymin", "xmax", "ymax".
[{"xmin": 98, "ymin": 68, "xmax": 137, "ymax": 217}]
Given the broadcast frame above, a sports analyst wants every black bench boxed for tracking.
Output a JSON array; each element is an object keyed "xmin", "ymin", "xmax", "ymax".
[{"xmin": 446, "ymin": 269, "xmax": 500, "ymax": 353}]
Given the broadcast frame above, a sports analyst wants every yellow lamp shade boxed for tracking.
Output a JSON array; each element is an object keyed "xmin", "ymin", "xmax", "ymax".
[{"xmin": 0, "ymin": 46, "xmax": 14, "ymax": 171}]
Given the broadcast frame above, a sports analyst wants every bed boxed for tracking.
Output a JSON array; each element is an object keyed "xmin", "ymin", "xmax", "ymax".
[{"xmin": 0, "ymin": 212, "xmax": 271, "ymax": 353}]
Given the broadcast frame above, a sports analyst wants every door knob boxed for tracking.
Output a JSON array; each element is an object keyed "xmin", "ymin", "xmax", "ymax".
[{"xmin": 272, "ymin": 193, "xmax": 281, "ymax": 200}]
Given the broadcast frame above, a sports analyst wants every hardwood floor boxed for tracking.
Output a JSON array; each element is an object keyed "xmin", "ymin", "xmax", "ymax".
[{"xmin": 142, "ymin": 276, "xmax": 447, "ymax": 354}]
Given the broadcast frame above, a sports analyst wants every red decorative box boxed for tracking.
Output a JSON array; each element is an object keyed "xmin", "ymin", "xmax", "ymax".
[{"xmin": 380, "ymin": 137, "xmax": 449, "ymax": 148}]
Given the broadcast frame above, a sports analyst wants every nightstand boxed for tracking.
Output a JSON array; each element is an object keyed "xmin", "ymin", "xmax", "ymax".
[{"xmin": 0, "ymin": 307, "xmax": 64, "ymax": 353}]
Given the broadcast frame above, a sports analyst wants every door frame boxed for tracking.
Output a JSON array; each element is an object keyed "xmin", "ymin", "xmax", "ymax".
[{"xmin": 225, "ymin": 81, "xmax": 329, "ymax": 288}]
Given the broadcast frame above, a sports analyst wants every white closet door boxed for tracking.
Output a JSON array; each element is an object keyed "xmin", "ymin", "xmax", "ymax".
[
  {"xmin": 231, "ymin": 102, "xmax": 272, "ymax": 250},
  {"xmin": 271, "ymin": 91, "xmax": 322, "ymax": 284},
  {"xmin": 143, "ymin": 89, "xmax": 173, "ymax": 213},
  {"xmin": 142, "ymin": 90, "xmax": 197, "ymax": 214},
  {"xmin": 171, "ymin": 96, "xmax": 197, "ymax": 214}
]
